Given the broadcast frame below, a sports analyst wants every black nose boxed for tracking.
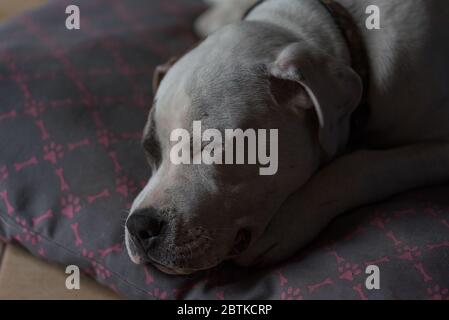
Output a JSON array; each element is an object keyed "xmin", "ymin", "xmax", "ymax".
[{"xmin": 126, "ymin": 208, "xmax": 165, "ymax": 249}]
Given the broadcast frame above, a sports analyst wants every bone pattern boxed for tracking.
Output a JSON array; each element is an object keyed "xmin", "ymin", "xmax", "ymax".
[{"xmin": 0, "ymin": 0, "xmax": 448, "ymax": 300}]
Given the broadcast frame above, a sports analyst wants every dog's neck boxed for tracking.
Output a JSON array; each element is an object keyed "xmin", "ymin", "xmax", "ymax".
[
  {"xmin": 246, "ymin": 0, "xmax": 371, "ymax": 151},
  {"xmin": 245, "ymin": 0, "xmax": 351, "ymax": 64}
]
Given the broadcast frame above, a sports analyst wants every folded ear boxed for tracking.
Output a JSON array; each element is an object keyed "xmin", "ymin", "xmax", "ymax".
[
  {"xmin": 152, "ymin": 56, "xmax": 179, "ymax": 94},
  {"xmin": 269, "ymin": 43, "xmax": 363, "ymax": 157}
]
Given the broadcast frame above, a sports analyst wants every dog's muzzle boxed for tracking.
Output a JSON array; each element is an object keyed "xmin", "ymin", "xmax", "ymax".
[{"xmin": 125, "ymin": 207, "xmax": 253, "ymax": 273}]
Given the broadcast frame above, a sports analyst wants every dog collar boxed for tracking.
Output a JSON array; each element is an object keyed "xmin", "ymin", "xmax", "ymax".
[
  {"xmin": 243, "ymin": 0, "xmax": 371, "ymax": 147},
  {"xmin": 318, "ymin": 0, "xmax": 370, "ymax": 108},
  {"xmin": 243, "ymin": 0, "xmax": 369, "ymax": 88},
  {"xmin": 318, "ymin": 0, "xmax": 371, "ymax": 148}
]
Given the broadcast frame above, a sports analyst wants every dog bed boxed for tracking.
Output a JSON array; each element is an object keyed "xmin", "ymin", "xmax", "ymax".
[{"xmin": 0, "ymin": 0, "xmax": 448, "ymax": 299}]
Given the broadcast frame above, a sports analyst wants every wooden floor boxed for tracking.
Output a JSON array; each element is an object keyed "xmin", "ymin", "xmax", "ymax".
[
  {"xmin": 0, "ymin": 245, "xmax": 119, "ymax": 299},
  {"xmin": 0, "ymin": 0, "xmax": 47, "ymax": 21}
]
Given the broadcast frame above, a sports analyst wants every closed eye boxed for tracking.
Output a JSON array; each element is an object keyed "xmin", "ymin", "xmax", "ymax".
[
  {"xmin": 142, "ymin": 108, "xmax": 161, "ymax": 168},
  {"xmin": 142, "ymin": 137, "xmax": 160, "ymax": 167}
]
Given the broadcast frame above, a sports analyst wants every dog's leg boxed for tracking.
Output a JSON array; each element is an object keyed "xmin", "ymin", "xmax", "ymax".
[
  {"xmin": 195, "ymin": 0, "xmax": 260, "ymax": 37},
  {"xmin": 235, "ymin": 142, "xmax": 449, "ymax": 266}
]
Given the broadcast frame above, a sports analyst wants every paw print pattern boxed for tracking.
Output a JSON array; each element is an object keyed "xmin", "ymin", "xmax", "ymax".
[
  {"xmin": 60, "ymin": 194, "xmax": 81, "ymax": 219},
  {"xmin": 43, "ymin": 142, "xmax": 64, "ymax": 164},
  {"xmin": 338, "ymin": 263, "xmax": 362, "ymax": 281},
  {"xmin": 81, "ymin": 249, "xmax": 112, "ymax": 280},
  {"xmin": 82, "ymin": 248, "xmax": 95, "ymax": 259},
  {"xmin": 91, "ymin": 260, "xmax": 112, "ymax": 280},
  {"xmin": 115, "ymin": 175, "xmax": 137, "ymax": 198},
  {"xmin": 216, "ymin": 291, "xmax": 225, "ymax": 300},
  {"xmin": 427, "ymin": 285, "xmax": 449, "ymax": 300},
  {"xmin": 149, "ymin": 288, "xmax": 168, "ymax": 300},
  {"xmin": 96, "ymin": 129, "xmax": 116, "ymax": 147},
  {"xmin": 24, "ymin": 100, "xmax": 45, "ymax": 117},
  {"xmin": 15, "ymin": 216, "xmax": 27, "ymax": 228},
  {"xmin": 280, "ymin": 287, "xmax": 303, "ymax": 300},
  {"xmin": 396, "ymin": 245, "xmax": 421, "ymax": 261},
  {"xmin": 38, "ymin": 247, "xmax": 45, "ymax": 256},
  {"xmin": 13, "ymin": 216, "xmax": 41, "ymax": 246}
]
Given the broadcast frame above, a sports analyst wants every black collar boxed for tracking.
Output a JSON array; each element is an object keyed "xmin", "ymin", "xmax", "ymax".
[
  {"xmin": 318, "ymin": 0, "xmax": 370, "ymax": 108},
  {"xmin": 243, "ymin": 0, "xmax": 370, "ymax": 146}
]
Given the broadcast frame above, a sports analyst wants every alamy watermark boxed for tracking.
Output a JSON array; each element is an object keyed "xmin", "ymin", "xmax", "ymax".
[
  {"xmin": 65, "ymin": 265, "xmax": 80, "ymax": 290},
  {"xmin": 365, "ymin": 265, "xmax": 381, "ymax": 290},
  {"xmin": 366, "ymin": 5, "xmax": 381, "ymax": 30},
  {"xmin": 170, "ymin": 121, "xmax": 279, "ymax": 176},
  {"xmin": 65, "ymin": 5, "xmax": 80, "ymax": 30},
  {"xmin": 63, "ymin": 264, "xmax": 380, "ymax": 291},
  {"xmin": 64, "ymin": 4, "xmax": 381, "ymax": 31}
]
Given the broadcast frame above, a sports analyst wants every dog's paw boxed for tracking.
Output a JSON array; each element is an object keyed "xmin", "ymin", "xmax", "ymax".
[{"xmin": 233, "ymin": 206, "xmax": 319, "ymax": 267}]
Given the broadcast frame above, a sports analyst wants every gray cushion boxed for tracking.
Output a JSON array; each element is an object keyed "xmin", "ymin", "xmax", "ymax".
[{"xmin": 1, "ymin": 0, "xmax": 448, "ymax": 300}]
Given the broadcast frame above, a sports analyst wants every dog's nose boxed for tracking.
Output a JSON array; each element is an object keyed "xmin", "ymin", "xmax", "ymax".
[{"xmin": 126, "ymin": 208, "xmax": 165, "ymax": 249}]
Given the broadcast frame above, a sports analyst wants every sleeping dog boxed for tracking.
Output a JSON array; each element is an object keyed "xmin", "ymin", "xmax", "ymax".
[{"xmin": 125, "ymin": 0, "xmax": 449, "ymax": 274}]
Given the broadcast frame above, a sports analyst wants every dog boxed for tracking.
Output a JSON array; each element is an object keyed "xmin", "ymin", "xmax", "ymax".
[{"xmin": 125, "ymin": 0, "xmax": 449, "ymax": 275}]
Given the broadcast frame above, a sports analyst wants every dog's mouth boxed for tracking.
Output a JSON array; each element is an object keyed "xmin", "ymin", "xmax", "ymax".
[
  {"xmin": 150, "ymin": 260, "xmax": 203, "ymax": 275},
  {"xmin": 126, "ymin": 227, "xmax": 253, "ymax": 274},
  {"xmin": 125, "ymin": 233, "xmax": 219, "ymax": 274},
  {"xmin": 146, "ymin": 254, "xmax": 223, "ymax": 275}
]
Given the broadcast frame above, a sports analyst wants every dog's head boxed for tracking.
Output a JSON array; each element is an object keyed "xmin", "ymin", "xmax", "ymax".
[{"xmin": 125, "ymin": 22, "xmax": 362, "ymax": 274}]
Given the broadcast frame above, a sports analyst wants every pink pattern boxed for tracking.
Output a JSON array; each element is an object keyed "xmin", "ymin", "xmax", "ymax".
[
  {"xmin": 55, "ymin": 167, "xmax": 69, "ymax": 191},
  {"xmin": 87, "ymin": 188, "xmax": 110, "ymax": 204},
  {"xmin": 0, "ymin": 190, "xmax": 14, "ymax": 215},
  {"xmin": 308, "ymin": 278, "xmax": 333, "ymax": 294},
  {"xmin": 43, "ymin": 142, "xmax": 64, "ymax": 164},
  {"xmin": 14, "ymin": 156, "xmax": 38, "ymax": 171},
  {"xmin": 98, "ymin": 243, "xmax": 122, "ymax": 258},
  {"xmin": 0, "ymin": 110, "xmax": 16, "ymax": 122},
  {"xmin": 281, "ymin": 287, "xmax": 303, "ymax": 300},
  {"xmin": 60, "ymin": 194, "xmax": 81, "ymax": 219},
  {"xmin": 338, "ymin": 262, "xmax": 362, "ymax": 281},
  {"xmin": 0, "ymin": 1, "xmax": 447, "ymax": 300},
  {"xmin": 32, "ymin": 209, "xmax": 53, "ymax": 227},
  {"xmin": 0, "ymin": 165, "xmax": 8, "ymax": 181},
  {"xmin": 67, "ymin": 138, "xmax": 90, "ymax": 151},
  {"xmin": 427, "ymin": 285, "xmax": 449, "ymax": 300},
  {"xmin": 71, "ymin": 222, "xmax": 83, "ymax": 247}
]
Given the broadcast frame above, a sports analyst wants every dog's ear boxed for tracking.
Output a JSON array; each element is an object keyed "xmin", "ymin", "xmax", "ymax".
[
  {"xmin": 152, "ymin": 57, "xmax": 179, "ymax": 94},
  {"xmin": 269, "ymin": 43, "xmax": 363, "ymax": 157}
]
